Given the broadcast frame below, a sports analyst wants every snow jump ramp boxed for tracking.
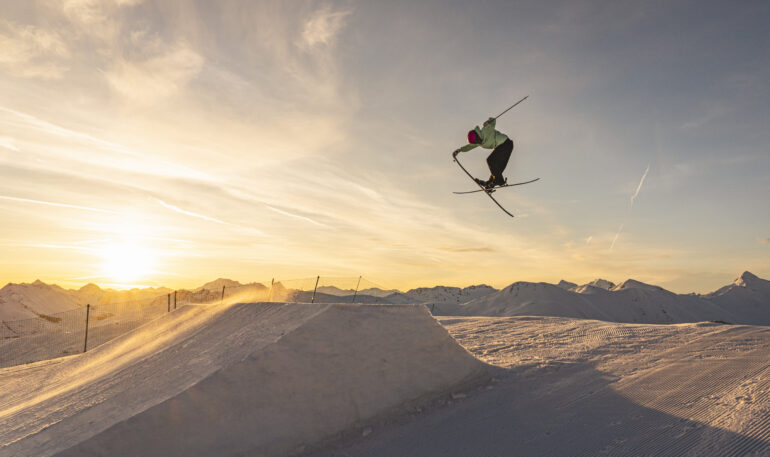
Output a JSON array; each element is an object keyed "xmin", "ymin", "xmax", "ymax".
[{"xmin": 0, "ymin": 302, "xmax": 488, "ymax": 457}]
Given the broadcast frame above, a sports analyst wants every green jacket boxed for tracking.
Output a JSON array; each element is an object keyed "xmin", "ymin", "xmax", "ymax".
[{"xmin": 458, "ymin": 117, "xmax": 509, "ymax": 152}]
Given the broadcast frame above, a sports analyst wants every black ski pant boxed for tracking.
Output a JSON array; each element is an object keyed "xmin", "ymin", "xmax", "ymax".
[{"xmin": 486, "ymin": 138, "xmax": 513, "ymax": 184}]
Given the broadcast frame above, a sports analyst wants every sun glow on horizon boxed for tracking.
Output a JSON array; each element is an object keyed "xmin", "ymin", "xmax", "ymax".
[{"xmin": 99, "ymin": 242, "xmax": 156, "ymax": 285}]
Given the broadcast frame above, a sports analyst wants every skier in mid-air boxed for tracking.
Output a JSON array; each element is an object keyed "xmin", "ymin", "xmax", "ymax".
[{"xmin": 452, "ymin": 116, "xmax": 513, "ymax": 189}]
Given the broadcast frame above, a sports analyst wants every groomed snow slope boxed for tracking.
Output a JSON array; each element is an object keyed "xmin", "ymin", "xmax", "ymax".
[
  {"xmin": 0, "ymin": 302, "xmax": 488, "ymax": 457},
  {"xmin": 309, "ymin": 317, "xmax": 770, "ymax": 456}
]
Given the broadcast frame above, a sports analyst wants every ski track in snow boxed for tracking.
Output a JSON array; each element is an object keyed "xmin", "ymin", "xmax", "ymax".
[{"xmin": 309, "ymin": 316, "xmax": 770, "ymax": 457}]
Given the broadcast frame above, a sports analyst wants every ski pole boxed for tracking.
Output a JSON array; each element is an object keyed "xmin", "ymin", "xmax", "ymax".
[{"xmin": 493, "ymin": 95, "xmax": 529, "ymax": 120}]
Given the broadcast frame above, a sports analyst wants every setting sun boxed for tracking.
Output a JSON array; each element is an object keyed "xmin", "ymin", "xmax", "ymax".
[{"xmin": 100, "ymin": 242, "xmax": 155, "ymax": 284}]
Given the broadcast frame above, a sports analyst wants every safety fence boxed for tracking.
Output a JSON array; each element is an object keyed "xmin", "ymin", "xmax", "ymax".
[{"xmin": 0, "ymin": 276, "xmax": 397, "ymax": 369}]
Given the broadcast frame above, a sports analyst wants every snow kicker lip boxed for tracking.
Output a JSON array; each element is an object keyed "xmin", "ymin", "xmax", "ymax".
[{"xmin": 2, "ymin": 302, "xmax": 489, "ymax": 457}]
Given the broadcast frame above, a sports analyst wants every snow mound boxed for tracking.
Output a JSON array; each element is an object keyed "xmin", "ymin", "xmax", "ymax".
[{"xmin": 0, "ymin": 302, "xmax": 487, "ymax": 457}]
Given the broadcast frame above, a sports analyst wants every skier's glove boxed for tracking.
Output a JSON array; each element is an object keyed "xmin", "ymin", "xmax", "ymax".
[{"xmin": 452, "ymin": 149, "xmax": 460, "ymax": 158}]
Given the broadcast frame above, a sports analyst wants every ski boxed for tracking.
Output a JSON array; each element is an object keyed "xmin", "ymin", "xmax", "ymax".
[
  {"xmin": 452, "ymin": 152, "xmax": 515, "ymax": 217},
  {"xmin": 453, "ymin": 178, "xmax": 540, "ymax": 194}
]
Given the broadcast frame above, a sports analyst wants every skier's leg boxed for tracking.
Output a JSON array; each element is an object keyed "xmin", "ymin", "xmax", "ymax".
[{"xmin": 486, "ymin": 138, "xmax": 513, "ymax": 186}]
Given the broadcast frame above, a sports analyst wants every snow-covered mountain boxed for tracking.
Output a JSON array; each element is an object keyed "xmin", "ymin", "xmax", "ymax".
[
  {"xmin": 404, "ymin": 285, "xmax": 497, "ymax": 304},
  {"xmin": 449, "ymin": 273, "xmax": 769, "ymax": 325},
  {"xmin": 359, "ymin": 287, "xmax": 401, "ymax": 298},
  {"xmin": 704, "ymin": 271, "xmax": 770, "ymax": 325},
  {"xmin": 0, "ymin": 280, "xmax": 83, "ymax": 321},
  {"xmin": 586, "ymin": 279, "xmax": 615, "ymax": 290},
  {"xmin": 196, "ymin": 278, "xmax": 249, "ymax": 292},
  {"xmin": 2, "ymin": 272, "xmax": 768, "ymax": 326},
  {"xmin": 0, "ymin": 280, "xmax": 172, "ymax": 322},
  {"xmin": 315, "ymin": 285, "xmax": 400, "ymax": 298},
  {"xmin": 455, "ymin": 282, "xmax": 606, "ymax": 320}
]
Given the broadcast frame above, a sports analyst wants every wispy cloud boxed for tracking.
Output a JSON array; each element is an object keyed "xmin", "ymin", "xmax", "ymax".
[
  {"xmin": 104, "ymin": 42, "xmax": 204, "ymax": 105},
  {"xmin": 0, "ymin": 106, "xmax": 213, "ymax": 181},
  {"xmin": 0, "ymin": 195, "xmax": 120, "ymax": 214},
  {"xmin": 439, "ymin": 246, "xmax": 496, "ymax": 253},
  {"xmin": 300, "ymin": 7, "xmax": 352, "ymax": 49},
  {"xmin": 0, "ymin": 106, "xmax": 135, "ymax": 155},
  {"xmin": 265, "ymin": 205, "xmax": 327, "ymax": 227},
  {"xmin": 0, "ymin": 21, "xmax": 70, "ymax": 79},
  {"xmin": 681, "ymin": 105, "xmax": 734, "ymax": 130},
  {"xmin": 156, "ymin": 199, "xmax": 228, "ymax": 225},
  {"xmin": 0, "ymin": 136, "xmax": 19, "ymax": 151},
  {"xmin": 59, "ymin": 0, "xmax": 145, "ymax": 43}
]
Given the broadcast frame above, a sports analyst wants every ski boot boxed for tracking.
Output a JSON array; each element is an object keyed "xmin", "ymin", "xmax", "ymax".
[
  {"xmin": 474, "ymin": 178, "xmax": 495, "ymax": 190},
  {"xmin": 492, "ymin": 175, "xmax": 507, "ymax": 187}
]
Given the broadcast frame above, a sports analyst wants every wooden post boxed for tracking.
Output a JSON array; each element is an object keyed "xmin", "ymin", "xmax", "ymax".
[
  {"xmin": 167, "ymin": 293, "xmax": 171, "ymax": 312},
  {"xmin": 83, "ymin": 304, "xmax": 90, "ymax": 353},
  {"xmin": 268, "ymin": 278, "xmax": 274, "ymax": 301},
  {"xmin": 221, "ymin": 285, "xmax": 225, "ymax": 304},
  {"xmin": 351, "ymin": 276, "xmax": 362, "ymax": 303},
  {"xmin": 174, "ymin": 290, "xmax": 177, "ymax": 310},
  {"xmin": 311, "ymin": 276, "xmax": 320, "ymax": 303}
]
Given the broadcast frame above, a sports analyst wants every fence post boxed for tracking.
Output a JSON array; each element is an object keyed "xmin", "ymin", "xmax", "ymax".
[
  {"xmin": 174, "ymin": 290, "xmax": 177, "ymax": 310},
  {"xmin": 221, "ymin": 285, "xmax": 225, "ymax": 304},
  {"xmin": 83, "ymin": 304, "xmax": 90, "ymax": 353},
  {"xmin": 311, "ymin": 275, "xmax": 320, "ymax": 303},
  {"xmin": 167, "ymin": 293, "xmax": 171, "ymax": 312},
  {"xmin": 268, "ymin": 278, "xmax": 274, "ymax": 301},
  {"xmin": 352, "ymin": 275, "xmax": 362, "ymax": 303}
]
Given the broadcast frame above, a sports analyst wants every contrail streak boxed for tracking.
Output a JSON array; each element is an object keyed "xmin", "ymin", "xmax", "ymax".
[
  {"xmin": 611, "ymin": 164, "xmax": 650, "ymax": 252},
  {"xmin": 630, "ymin": 164, "xmax": 650, "ymax": 209},
  {"xmin": 610, "ymin": 224, "xmax": 624, "ymax": 251},
  {"xmin": 0, "ymin": 195, "xmax": 120, "ymax": 214}
]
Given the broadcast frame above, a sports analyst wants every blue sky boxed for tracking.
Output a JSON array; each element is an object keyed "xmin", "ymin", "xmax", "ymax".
[{"xmin": 0, "ymin": 0, "xmax": 767, "ymax": 291}]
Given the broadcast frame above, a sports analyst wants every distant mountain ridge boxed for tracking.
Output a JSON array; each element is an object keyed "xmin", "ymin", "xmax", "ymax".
[
  {"xmin": 404, "ymin": 285, "xmax": 497, "ymax": 304},
  {"xmin": 438, "ymin": 272, "xmax": 770, "ymax": 326},
  {"xmin": 2, "ymin": 272, "xmax": 769, "ymax": 326},
  {"xmin": 0, "ymin": 281, "xmax": 171, "ymax": 321}
]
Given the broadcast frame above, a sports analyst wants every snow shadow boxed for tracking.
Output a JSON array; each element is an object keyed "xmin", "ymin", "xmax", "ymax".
[{"xmin": 306, "ymin": 361, "xmax": 770, "ymax": 456}]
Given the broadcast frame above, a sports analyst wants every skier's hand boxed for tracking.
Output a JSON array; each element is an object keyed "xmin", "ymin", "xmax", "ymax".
[
  {"xmin": 452, "ymin": 149, "xmax": 460, "ymax": 158},
  {"xmin": 483, "ymin": 117, "xmax": 495, "ymax": 127}
]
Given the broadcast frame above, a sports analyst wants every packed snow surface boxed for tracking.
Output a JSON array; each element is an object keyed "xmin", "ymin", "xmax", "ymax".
[
  {"xmin": 310, "ymin": 316, "xmax": 770, "ymax": 456},
  {"xmin": 0, "ymin": 302, "xmax": 487, "ymax": 457}
]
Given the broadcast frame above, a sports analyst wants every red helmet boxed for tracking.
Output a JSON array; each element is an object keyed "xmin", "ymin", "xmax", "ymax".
[{"xmin": 467, "ymin": 130, "xmax": 479, "ymax": 144}]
